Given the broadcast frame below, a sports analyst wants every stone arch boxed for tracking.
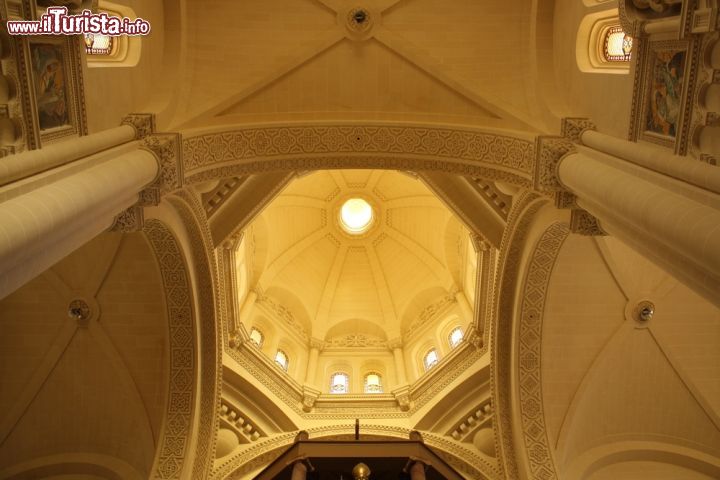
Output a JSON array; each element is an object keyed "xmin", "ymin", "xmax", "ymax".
[
  {"xmin": 181, "ymin": 123, "xmax": 537, "ymax": 189},
  {"xmin": 490, "ymin": 191, "xmax": 565, "ymax": 479},
  {"xmin": 144, "ymin": 191, "xmax": 222, "ymax": 480},
  {"xmin": 143, "ymin": 218, "xmax": 198, "ymax": 479}
]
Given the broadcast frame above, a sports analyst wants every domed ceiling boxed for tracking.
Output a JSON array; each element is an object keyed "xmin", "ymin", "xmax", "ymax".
[{"xmin": 241, "ymin": 169, "xmax": 477, "ymax": 342}]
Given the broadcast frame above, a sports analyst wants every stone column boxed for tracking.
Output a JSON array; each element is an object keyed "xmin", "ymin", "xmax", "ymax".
[
  {"xmin": 290, "ymin": 461, "xmax": 307, "ymax": 480},
  {"xmin": 0, "ymin": 148, "xmax": 159, "ymax": 299},
  {"xmin": 304, "ymin": 338, "xmax": 323, "ymax": 385},
  {"xmin": 388, "ymin": 339, "xmax": 408, "ymax": 385},
  {"xmin": 557, "ymin": 151, "xmax": 720, "ymax": 306},
  {"xmin": 579, "ymin": 129, "xmax": 720, "ymax": 194},
  {"xmin": 0, "ymin": 114, "xmax": 153, "ymax": 187},
  {"xmin": 409, "ymin": 461, "xmax": 427, "ymax": 480}
]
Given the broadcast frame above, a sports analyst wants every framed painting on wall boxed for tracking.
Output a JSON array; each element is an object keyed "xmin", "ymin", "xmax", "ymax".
[
  {"xmin": 630, "ymin": 38, "xmax": 698, "ymax": 154},
  {"xmin": 16, "ymin": 34, "xmax": 87, "ymax": 149}
]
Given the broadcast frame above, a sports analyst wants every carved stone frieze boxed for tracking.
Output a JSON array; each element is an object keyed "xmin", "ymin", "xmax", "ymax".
[
  {"xmin": 144, "ymin": 219, "xmax": 196, "ymax": 480},
  {"xmin": 325, "ymin": 334, "xmax": 387, "ymax": 349},
  {"xmin": 121, "ymin": 112, "xmax": 155, "ymax": 140},
  {"xmin": 570, "ymin": 209, "xmax": 607, "ymax": 236},
  {"xmin": 560, "ymin": 117, "xmax": 597, "ymax": 144},
  {"xmin": 182, "ymin": 125, "xmax": 537, "ymax": 189},
  {"xmin": 533, "ymin": 135, "xmax": 576, "ymax": 193},
  {"xmin": 516, "ymin": 222, "xmax": 569, "ymax": 480}
]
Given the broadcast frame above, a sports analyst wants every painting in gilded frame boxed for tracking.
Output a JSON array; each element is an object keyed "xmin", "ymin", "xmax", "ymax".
[
  {"xmin": 30, "ymin": 43, "xmax": 70, "ymax": 131},
  {"xmin": 15, "ymin": 34, "xmax": 87, "ymax": 149},
  {"xmin": 631, "ymin": 38, "xmax": 697, "ymax": 154},
  {"xmin": 644, "ymin": 48, "xmax": 685, "ymax": 140}
]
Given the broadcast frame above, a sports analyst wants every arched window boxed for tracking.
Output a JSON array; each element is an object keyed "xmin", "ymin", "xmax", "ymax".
[
  {"xmin": 364, "ymin": 372, "xmax": 383, "ymax": 393},
  {"xmin": 330, "ymin": 372, "xmax": 349, "ymax": 394},
  {"xmin": 576, "ymin": 11, "xmax": 632, "ymax": 74},
  {"xmin": 274, "ymin": 350, "xmax": 289, "ymax": 371},
  {"xmin": 249, "ymin": 327, "xmax": 263, "ymax": 348},
  {"xmin": 424, "ymin": 348, "xmax": 439, "ymax": 371},
  {"xmin": 602, "ymin": 25, "xmax": 632, "ymax": 63},
  {"xmin": 84, "ymin": 33, "xmax": 114, "ymax": 55},
  {"xmin": 449, "ymin": 327, "xmax": 464, "ymax": 348},
  {"xmin": 85, "ymin": 1, "xmax": 142, "ymax": 68}
]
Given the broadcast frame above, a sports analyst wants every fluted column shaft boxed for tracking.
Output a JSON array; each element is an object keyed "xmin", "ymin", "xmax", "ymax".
[
  {"xmin": 0, "ymin": 148, "xmax": 158, "ymax": 299},
  {"xmin": 558, "ymin": 151, "xmax": 720, "ymax": 306}
]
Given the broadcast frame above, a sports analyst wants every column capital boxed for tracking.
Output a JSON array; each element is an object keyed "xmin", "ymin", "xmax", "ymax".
[
  {"xmin": 391, "ymin": 385, "xmax": 412, "ymax": 411},
  {"xmin": 561, "ymin": 117, "xmax": 596, "ymax": 144},
  {"xmin": 301, "ymin": 385, "xmax": 321, "ymax": 412},
  {"xmin": 121, "ymin": 113, "xmax": 156, "ymax": 140},
  {"xmin": 110, "ymin": 205, "xmax": 144, "ymax": 233},
  {"xmin": 570, "ymin": 209, "xmax": 607, "ymax": 236},
  {"xmin": 387, "ymin": 337, "xmax": 403, "ymax": 350},
  {"xmin": 141, "ymin": 133, "xmax": 184, "ymax": 196},
  {"xmin": 533, "ymin": 135, "xmax": 576, "ymax": 194},
  {"xmin": 309, "ymin": 337, "xmax": 325, "ymax": 350}
]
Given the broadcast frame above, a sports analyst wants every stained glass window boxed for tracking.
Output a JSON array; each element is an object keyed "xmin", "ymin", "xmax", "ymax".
[
  {"xmin": 275, "ymin": 350, "xmax": 289, "ymax": 371},
  {"xmin": 364, "ymin": 372, "xmax": 382, "ymax": 393},
  {"xmin": 84, "ymin": 33, "xmax": 114, "ymax": 56},
  {"xmin": 249, "ymin": 327, "xmax": 263, "ymax": 348},
  {"xmin": 424, "ymin": 348, "xmax": 439, "ymax": 371},
  {"xmin": 330, "ymin": 372, "xmax": 349, "ymax": 394},
  {"xmin": 603, "ymin": 26, "xmax": 632, "ymax": 62},
  {"xmin": 449, "ymin": 327, "xmax": 464, "ymax": 348}
]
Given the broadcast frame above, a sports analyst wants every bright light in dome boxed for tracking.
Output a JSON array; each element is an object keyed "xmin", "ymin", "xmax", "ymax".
[{"xmin": 340, "ymin": 198, "xmax": 373, "ymax": 234}]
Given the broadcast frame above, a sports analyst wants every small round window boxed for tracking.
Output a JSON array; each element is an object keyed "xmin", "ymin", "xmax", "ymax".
[{"xmin": 339, "ymin": 198, "xmax": 374, "ymax": 234}]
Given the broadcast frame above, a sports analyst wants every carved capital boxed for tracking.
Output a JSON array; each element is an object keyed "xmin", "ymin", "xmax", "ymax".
[
  {"xmin": 229, "ymin": 325, "xmax": 250, "ymax": 348},
  {"xmin": 470, "ymin": 233, "xmax": 491, "ymax": 252},
  {"xmin": 121, "ymin": 113, "xmax": 156, "ymax": 140},
  {"xmin": 222, "ymin": 231, "xmax": 244, "ymax": 251},
  {"xmin": 301, "ymin": 385, "xmax": 321, "ymax": 412},
  {"xmin": 392, "ymin": 385, "xmax": 412, "ymax": 412},
  {"xmin": 533, "ymin": 135, "xmax": 576, "ymax": 193},
  {"xmin": 465, "ymin": 326, "xmax": 483, "ymax": 350},
  {"xmin": 570, "ymin": 210, "xmax": 607, "ymax": 236},
  {"xmin": 110, "ymin": 205, "xmax": 144, "ymax": 233},
  {"xmin": 554, "ymin": 191, "xmax": 578, "ymax": 210},
  {"xmin": 309, "ymin": 337, "xmax": 325, "ymax": 351},
  {"xmin": 142, "ymin": 133, "xmax": 183, "ymax": 195},
  {"xmin": 387, "ymin": 338, "xmax": 403, "ymax": 350},
  {"xmin": 560, "ymin": 117, "xmax": 596, "ymax": 144}
]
